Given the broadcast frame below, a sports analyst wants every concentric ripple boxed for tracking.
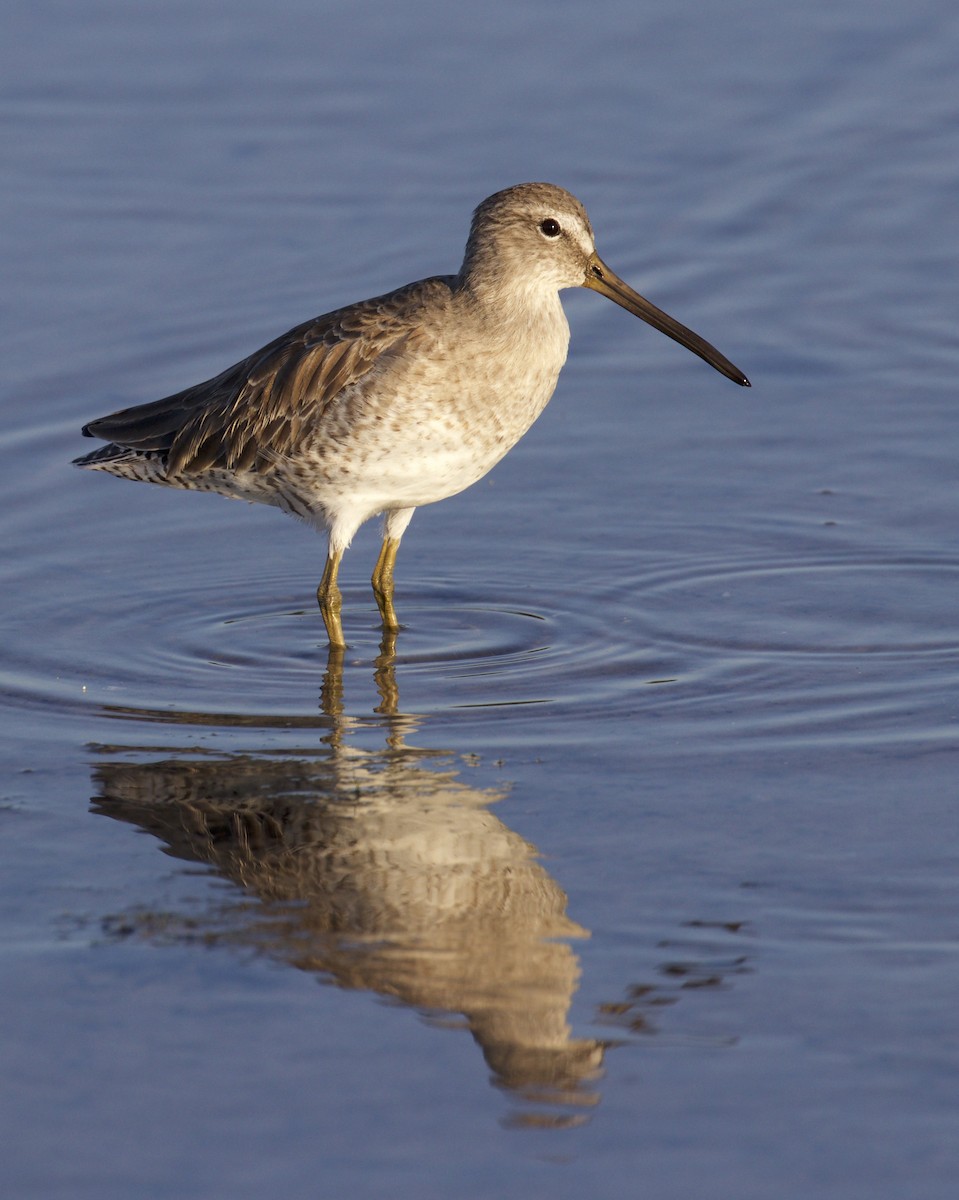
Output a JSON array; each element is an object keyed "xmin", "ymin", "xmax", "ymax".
[
  {"xmin": 0, "ymin": 531, "xmax": 672, "ymax": 729},
  {"xmin": 7, "ymin": 531, "xmax": 959, "ymax": 752},
  {"xmin": 6, "ymin": 425, "xmax": 959, "ymax": 753},
  {"xmin": 617, "ymin": 555, "xmax": 959, "ymax": 658}
]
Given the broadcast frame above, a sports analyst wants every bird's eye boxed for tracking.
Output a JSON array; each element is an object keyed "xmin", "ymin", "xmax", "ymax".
[{"xmin": 539, "ymin": 218, "xmax": 561, "ymax": 238}]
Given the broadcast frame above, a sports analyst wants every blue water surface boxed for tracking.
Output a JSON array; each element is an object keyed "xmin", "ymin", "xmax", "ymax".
[{"xmin": 2, "ymin": 1, "xmax": 959, "ymax": 1197}]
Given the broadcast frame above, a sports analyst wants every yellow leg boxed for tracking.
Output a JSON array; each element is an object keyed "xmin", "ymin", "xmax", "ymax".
[
  {"xmin": 316, "ymin": 548, "xmax": 346, "ymax": 648},
  {"xmin": 371, "ymin": 536, "xmax": 401, "ymax": 632}
]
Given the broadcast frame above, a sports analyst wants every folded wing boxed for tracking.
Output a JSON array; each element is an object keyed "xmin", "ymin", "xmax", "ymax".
[{"xmin": 81, "ymin": 277, "xmax": 452, "ymax": 476}]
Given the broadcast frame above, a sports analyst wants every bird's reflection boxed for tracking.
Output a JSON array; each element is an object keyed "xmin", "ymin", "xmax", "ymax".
[{"xmin": 90, "ymin": 639, "xmax": 604, "ymax": 1125}]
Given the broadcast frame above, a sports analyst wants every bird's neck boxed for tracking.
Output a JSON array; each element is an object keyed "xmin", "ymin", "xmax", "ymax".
[{"xmin": 457, "ymin": 265, "xmax": 568, "ymax": 343}]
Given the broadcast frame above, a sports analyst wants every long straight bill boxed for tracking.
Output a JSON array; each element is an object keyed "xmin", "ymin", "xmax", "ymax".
[{"xmin": 585, "ymin": 253, "xmax": 750, "ymax": 386}]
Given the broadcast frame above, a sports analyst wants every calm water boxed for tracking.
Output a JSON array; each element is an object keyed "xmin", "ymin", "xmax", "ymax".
[{"xmin": 3, "ymin": 1, "xmax": 959, "ymax": 1196}]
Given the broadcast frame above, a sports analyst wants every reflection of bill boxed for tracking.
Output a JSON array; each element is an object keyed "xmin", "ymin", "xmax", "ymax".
[{"xmin": 90, "ymin": 646, "xmax": 604, "ymax": 1126}]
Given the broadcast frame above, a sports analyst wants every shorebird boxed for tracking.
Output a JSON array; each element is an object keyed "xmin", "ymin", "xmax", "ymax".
[{"xmin": 75, "ymin": 182, "xmax": 749, "ymax": 647}]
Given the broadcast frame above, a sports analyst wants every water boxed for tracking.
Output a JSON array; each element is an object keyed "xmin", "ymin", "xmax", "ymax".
[{"xmin": 3, "ymin": 1, "xmax": 959, "ymax": 1195}]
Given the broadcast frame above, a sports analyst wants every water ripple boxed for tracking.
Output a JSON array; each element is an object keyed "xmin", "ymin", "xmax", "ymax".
[
  {"xmin": 617, "ymin": 555, "xmax": 959, "ymax": 658},
  {"xmin": 5, "ymin": 423, "xmax": 959, "ymax": 753}
]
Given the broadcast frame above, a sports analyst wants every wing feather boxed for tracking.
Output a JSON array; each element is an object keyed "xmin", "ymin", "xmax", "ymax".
[{"xmin": 81, "ymin": 276, "xmax": 454, "ymax": 476}]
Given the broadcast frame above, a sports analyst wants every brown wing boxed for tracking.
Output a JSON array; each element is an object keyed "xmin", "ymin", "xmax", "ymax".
[{"xmin": 81, "ymin": 276, "xmax": 454, "ymax": 475}]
